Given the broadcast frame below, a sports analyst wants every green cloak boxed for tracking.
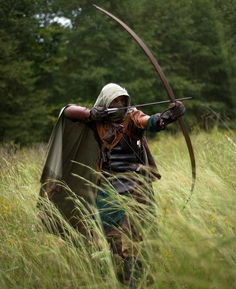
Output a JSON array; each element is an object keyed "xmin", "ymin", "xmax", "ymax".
[{"xmin": 39, "ymin": 107, "xmax": 100, "ymax": 231}]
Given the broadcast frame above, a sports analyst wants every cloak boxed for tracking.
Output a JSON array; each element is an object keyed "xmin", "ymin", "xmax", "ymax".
[{"xmin": 39, "ymin": 107, "xmax": 100, "ymax": 230}]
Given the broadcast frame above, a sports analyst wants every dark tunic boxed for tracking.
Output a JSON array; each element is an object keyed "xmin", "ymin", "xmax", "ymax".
[{"xmin": 96, "ymin": 125, "xmax": 149, "ymax": 229}]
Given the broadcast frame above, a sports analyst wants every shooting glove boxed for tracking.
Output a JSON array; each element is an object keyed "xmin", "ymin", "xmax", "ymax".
[
  {"xmin": 90, "ymin": 106, "xmax": 108, "ymax": 121},
  {"xmin": 161, "ymin": 100, "xmax": 185, "ymax": 124},
  {"xmin": 148, "ymin": 101, "xmax": 185, "ymax": 131}
]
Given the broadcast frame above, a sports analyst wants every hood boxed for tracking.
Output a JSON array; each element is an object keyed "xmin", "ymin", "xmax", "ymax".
[{"xmin": 94, "ymin": 83, "xmax": 130, "ymax": 108}]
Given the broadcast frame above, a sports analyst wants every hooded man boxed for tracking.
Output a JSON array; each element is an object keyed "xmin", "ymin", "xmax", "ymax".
[{"xmin": 39, "ymin": 83, "xmax": 185, "ymax": 286}]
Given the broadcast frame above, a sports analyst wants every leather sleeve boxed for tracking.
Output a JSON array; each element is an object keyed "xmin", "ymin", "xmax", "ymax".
[
  {"xmin": 129, "ymin": 108, "xmax": 150, "ymax": 129},
  {"xmin": 64, "ymin": 105, "xmax": 91, "ymax": 121},
  {"xmin": 129, "ymin": 108, "xmax": 166, "ymax": 132}
]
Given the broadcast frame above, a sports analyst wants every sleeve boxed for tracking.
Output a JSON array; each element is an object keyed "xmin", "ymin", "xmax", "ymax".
[
  {"xmin": 129, "ymin": 108, "xmax": 150, "ymax": 129},
  {"xmin": 63, "ymin": 104, "xmax": 91, "ymax": 121},
  {"xmin": 129, "ymin": 108, "xmax": 165, "ymax": 132}
]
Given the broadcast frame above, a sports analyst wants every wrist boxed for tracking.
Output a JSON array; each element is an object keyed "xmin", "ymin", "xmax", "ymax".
[{"xmin": 147, "ymin": 113, "xmax": 165, "ymax": 132}]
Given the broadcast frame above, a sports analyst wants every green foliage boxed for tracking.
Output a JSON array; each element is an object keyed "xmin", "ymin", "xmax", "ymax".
[{"xmin": 0, "ymin": 0, "xmax": 235, "ymax": 144}]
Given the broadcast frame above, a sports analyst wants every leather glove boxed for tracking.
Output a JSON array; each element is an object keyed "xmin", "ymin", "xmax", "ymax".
[
  {"xmin": 169, "ymin": 100, "xmax": 185, "ymax": 118},
  {"xmin": 147, "ymin": 101, "xmax": 186, "ymax": 131},
  {"xmin": 161, "ymin": 100, "xmax": 185, "ymax": 124},
  {"xmin": 90, "ymin": 106, "xmax": 108, "ymax": 121}
]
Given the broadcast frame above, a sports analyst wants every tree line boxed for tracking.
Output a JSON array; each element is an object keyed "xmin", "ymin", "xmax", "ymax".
[{"xmin": 0, "ymin": 0, "xmax": 235, "ymax": 144}]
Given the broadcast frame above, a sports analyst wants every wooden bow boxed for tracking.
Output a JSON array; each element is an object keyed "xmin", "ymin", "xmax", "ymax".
[{"xmin": 94, "ymin": 4, "xmax": 196, "ymax": 194}]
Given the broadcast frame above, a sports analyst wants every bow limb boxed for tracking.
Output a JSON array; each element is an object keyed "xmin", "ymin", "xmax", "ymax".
[{"xmin": 94, "ymin": 4, "xmax": 196, "ymax": 193}]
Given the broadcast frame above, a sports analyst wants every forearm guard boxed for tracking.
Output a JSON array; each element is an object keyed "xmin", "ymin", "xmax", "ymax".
[
  {"xmin": 147, "ymin": 101, "xmax": 185, "ymax": 132},
  {"xmin": 147, "ymin": 113, "xmax": 166, "ymax": 132}
]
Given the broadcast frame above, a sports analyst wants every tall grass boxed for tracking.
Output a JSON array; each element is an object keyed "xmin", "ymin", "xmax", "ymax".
[{"xmin": 0, "ymin": 130, "xmax": 235, "ymax": 289}]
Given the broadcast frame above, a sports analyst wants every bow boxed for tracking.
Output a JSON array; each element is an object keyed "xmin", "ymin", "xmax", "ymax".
[{"xmin": 94, "ymin": 5, "xmax": 196, "ymax": 196}]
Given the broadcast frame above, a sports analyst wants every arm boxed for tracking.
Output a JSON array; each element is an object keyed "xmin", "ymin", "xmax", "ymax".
[
  {"xmin": 64, "ymin": 105, "xmax": 91, "ymax": 121},
  {"xmin": 130, "ymin": 101, "xmax": 186, "ymax": 131},
  {"xmin": 64, "ymin": 105, "xmax": 109, "ymax": 122}
]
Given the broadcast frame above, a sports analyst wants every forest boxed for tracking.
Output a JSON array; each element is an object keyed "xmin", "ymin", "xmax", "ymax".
[{"xmin": 0, "ymin": 0, "xmax": 236, "ymax": 144}]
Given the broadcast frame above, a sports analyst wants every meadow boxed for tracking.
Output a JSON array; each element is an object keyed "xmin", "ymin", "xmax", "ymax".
[{"xmin": 0, "ymin": 130, "xmax": 235, "ymax": 289}]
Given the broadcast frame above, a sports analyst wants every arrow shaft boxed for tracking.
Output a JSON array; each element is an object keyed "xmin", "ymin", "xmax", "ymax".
[{"xmin": 106, "ymin": 97, "xmax": 192, "ymax": 113}]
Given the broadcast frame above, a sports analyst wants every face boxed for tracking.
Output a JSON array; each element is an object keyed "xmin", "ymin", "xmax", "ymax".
[
  {"xmin": 108, "ymin": 95, "xmax": 129, "ymax": 123},
  {"xmin": 109, "ymin": 95, "xmax": 128, "ymax": 108}
]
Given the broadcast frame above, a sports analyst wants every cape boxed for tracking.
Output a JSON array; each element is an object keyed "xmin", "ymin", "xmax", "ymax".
[{"xmin": 38, "ymin": 108, "xmax": 100, "ymax": 231}]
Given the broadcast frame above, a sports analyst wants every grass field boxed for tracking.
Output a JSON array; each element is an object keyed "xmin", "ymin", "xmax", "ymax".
[{"xmin": 0, "ymin": 130, "xmax": 235, "ymax": 289}]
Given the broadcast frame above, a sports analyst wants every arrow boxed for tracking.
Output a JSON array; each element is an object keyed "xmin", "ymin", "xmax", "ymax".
[{"xmin": 105, "ymin": 96, "xmax": 192, "ymax": 114}]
